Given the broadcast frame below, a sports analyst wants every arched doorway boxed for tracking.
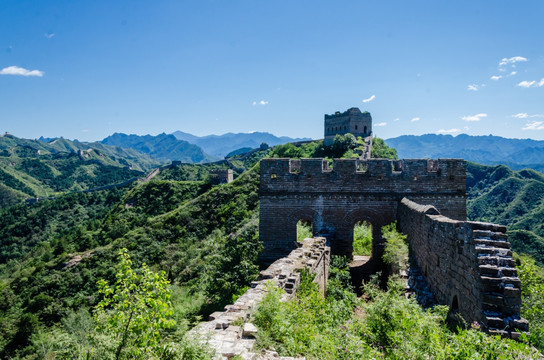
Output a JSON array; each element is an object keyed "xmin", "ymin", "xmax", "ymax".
[
  {"xmin": 297, "ymin": 219, "xmax": 313, "ymax": 242},
  {"xmin": 352, "ymin": 220, "xmax": 372, "ymax": 256}
]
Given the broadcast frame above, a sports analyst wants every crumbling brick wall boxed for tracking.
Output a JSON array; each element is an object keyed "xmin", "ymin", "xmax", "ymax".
[
  {"xmin": 397, "ymin": 198, "xmax": 528, "ymax": 337},
  {"xmin": 188, "ymin": 237, "xmax": 330, "ymax": 359}
]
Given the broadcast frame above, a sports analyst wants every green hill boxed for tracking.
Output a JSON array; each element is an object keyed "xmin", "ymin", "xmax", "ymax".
[
  {"xmin": 102, "ymin": 132, "xmax": 219, "ymax": 163},
  {"xmin": 0, "ymin": 134, "xmax": 161, "ymax": 205},
  {"xmin": 0, "ymin": 147, "xmax": 266, "ymax": 358},
  {"xmin": 467, "ymin": 162, "xmax": 544, "ymax": 265}
]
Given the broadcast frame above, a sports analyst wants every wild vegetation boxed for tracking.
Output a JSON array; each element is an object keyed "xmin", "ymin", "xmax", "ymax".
[
  {"xmin": 1, "ymin": 135, "xmax": 544, "ymax": 358},
  {"xmin": 253, "ymin": 225, "xmax": 540, "ymax": 359}
]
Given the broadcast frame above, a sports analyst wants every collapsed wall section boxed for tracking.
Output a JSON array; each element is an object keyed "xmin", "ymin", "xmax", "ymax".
[
  {"xmin": 397, "ymin": 198, "xmax": 528, "ymax": 338},
  {"xmin": 188, "ymin": 237, "xmax": 330, "ymax": 359}
]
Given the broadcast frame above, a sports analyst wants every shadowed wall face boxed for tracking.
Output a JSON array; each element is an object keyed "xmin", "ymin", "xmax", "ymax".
[
  {"xmin": 397, "ymin": 198, "xmax": 528, "ymax": 337},
  {"xmin": 258, "ymin": 158, "xmax": 466, "ymax": 264}
]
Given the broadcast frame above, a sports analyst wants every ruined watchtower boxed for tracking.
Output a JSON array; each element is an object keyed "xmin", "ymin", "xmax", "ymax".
[{"xmin": 324, "ymin": 107, "xmax": 372, "ymax": 146}]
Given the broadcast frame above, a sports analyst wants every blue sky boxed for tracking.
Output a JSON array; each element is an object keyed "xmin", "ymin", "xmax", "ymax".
[{"xmin": 1, "ymin": 1, "xmax": 544, "ymax": 141}]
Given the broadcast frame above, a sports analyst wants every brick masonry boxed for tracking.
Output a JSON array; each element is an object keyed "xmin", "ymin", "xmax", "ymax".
[
  {"xmin": 398, "ymin": 198, "xmax": 528, "ymax": 337},
  {"xmin": 259, "ymin": 158, "xmax": 466, "ymax": 264}
]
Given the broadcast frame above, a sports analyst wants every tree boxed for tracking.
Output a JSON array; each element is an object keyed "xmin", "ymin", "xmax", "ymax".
[
  {"xmin": 330, "ymin": 133, "xmax": 357, "ymax": 157},
  {"xmin": 94, "ymin": 248, "xmax": 175, "ymax": 359}
]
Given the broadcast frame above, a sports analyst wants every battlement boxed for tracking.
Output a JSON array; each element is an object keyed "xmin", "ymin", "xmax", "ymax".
[
  {"xmin": 260, "ymin": 158, "xmax": 466, "ymax": 196},
  {"xmin": 324, "ymin": 107, "xmax": 371, "ymax": 120}
]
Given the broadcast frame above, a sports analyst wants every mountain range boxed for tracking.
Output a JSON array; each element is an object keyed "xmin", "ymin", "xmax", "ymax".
[
  {"xmin": 102, "ymin": 133, "xmax": 218, "ymax": 163},
  {"xmin": 172, "ymin": 131, "xmax": 311, "ymax": 158},
  {"xmin": 386, "ymin": 134, "xmax": 544, "ymax": 172},
  {"xmin": 0, "ymin": 134, "xmax": 161, "ymax": 206}
]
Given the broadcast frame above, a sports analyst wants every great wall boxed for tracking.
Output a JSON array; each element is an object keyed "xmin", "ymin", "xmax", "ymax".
[{"xmin": 190, "ymin": 108, "xmax": 528, "ymax": 359}]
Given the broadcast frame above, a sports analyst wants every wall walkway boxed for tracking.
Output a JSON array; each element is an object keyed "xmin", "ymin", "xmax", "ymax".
[{"xmin": 188, "ymin": 237, "xmax": 330, "ymax": 359}]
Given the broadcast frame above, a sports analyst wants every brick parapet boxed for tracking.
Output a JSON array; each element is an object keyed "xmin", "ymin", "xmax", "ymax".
[
  {"xmin": 188, "ymin": 237, "xmax": 330, "ymax": 359},
  {"xmin": 397, "ymin": 198, "xmax": 528, "ymax": 338},
  {"xmin": 259, "ymin": 158, "xmax": 466, "ymax": 264},
  {"xmin": 260, "ymin": 158, "xmax": 466, "ymax": 210}
]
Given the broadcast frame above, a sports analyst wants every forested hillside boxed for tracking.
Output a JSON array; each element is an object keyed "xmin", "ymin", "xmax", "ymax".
[
  {"xmin": 102, "ymin": 133, "xmax": 218, "ymax": 163},
  {"xmin": 0, "ymin": 145, "xmax": 265, "ymax": 358},
  {"xmin": 0, "ymin": 134, "xmax": 161, "ymax": 207},
  {"xmin": 467, "ymin": 162, "xmax": 544, "ymax": 265}
]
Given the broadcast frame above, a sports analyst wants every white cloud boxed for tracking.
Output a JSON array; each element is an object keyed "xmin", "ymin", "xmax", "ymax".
[
  {"xmin": 45, "ymin": 33, "xmax": 55, "ymax": 39},
  {"xmin": 411, "ymin": 117, "xmax": 420, "ymax": 122},
  {"xmin": 513, "ymin": 113, "xmax": 544, "ymax": 119},
  {"xmin": 252, "ymin": 100, "xmax": 268, "ymax": 106},
  {"xmin": 437, "ymin": 128, "xmax": 461, "ymax": 134},
  {"xmin": 0, "ymin": 66, "xmax": 44, "ymax": 77},
  {"xmin": 517, "ymin": 78, "xmax": 544, "ymax": 88},
  {"xmin": 499, "ymin": 56, "xmax": 528, "ymax": 67},
  {"xmin": 394, "ymin": 118, "xmax": 400, "ymax": 122},
  {"xmin": 461, "ymin": 113, "xmax": 487, "ymax": 122},
  {"xmin": 362, "ymin": 95, "xmax": 376, "ymax": 103},
  {"xmin": 491, "ymin": 75, "xmax": 502, "ymax": 81},
  {"xmin": 510, "ymin": 71, "xmax": 517, "ymax": 76},
  {"xmin": 467, "ymin": 84, "xmax": 479, "ymax": 91},
  {"xmin": 523, "ymin": 121, "xmax": 544, "ymax": 130},
  {"xmin": 375, "ymin": 122, "xmax": 387, "ymax": 127}
]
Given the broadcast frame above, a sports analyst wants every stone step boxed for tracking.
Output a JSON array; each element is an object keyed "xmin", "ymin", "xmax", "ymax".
[
  {"xmin": 474, "ymin": 238, "xmax": 511, "ymax": 249},
  {"xmin": 480, "ymin": 276, "xmax": 521, "ymax": 293},
  {"xmin": 479, "ymin": 264, "xmax": 517, "ymax": 278},
  {"xmin": 511, "ymin": 318, "xmax": 529, "ymax": 332},
  {"xmin": 476, "ymin": 246, "xmax": 512, "ymax": 257},
  {"xmin": 472, "ymin": 226, "xmax": 507, "ymax": 236},
  {"xmin": 484, "ymin": 316, "xmax": 507, "ymax": 329},
  {"xmin": 482, "ymin": 294, "xmax": 509, "ymax": 313},
  {"xmin": 478, "ymin": 256, "xmax": 515, "ymax": 267}
]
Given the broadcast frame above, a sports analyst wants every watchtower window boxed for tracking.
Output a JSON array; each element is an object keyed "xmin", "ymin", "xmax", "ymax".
[
  {"xmin": 355, "ymin": 125, "xmax": 358, "ymax": 130},
  {"xmin": 364, "ymin": 126, "xmax": 367, "ymax": 133}
]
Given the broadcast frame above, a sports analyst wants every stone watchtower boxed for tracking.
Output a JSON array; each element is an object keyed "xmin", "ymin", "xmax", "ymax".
[{"xmin": 324, "ymin": 107, "xmax": 372, "ymax": 146}]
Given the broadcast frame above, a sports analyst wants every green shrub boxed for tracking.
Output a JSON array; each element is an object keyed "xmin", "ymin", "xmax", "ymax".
[
  {"xmin": 352, "ymin": 222, "xmax": 372, "ymax": 256},
  {"xmin": 296, "ymin": 220, "xmax": 313, "ymax": 242},
  {"xmin": 382, "ymin": 222, "xmax": 408, "ymax": 274}
]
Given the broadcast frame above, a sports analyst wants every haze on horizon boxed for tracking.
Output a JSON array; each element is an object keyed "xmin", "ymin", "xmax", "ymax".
[{"xmin": 1, "ymin": 1, "xmax": 543, "ymax": 142}]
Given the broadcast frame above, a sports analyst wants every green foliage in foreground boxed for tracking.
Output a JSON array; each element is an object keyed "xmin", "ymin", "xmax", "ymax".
[
  {"xmin": 13, "ymin": 249, "xmax": 212, "ymax": 360},
  {"xmin": 94, "ymin": 248, "xmax": 175, "ymax": 359},
  {"xmin": 516, "ymin": 254, "xmax": 544, "ymax": 351},
  {"xmin": 254, "ymin": 272, "xmax": 539, "ymax": 359}
]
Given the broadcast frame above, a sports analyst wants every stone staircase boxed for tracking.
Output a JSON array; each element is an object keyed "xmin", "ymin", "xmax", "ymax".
[{"xmin": 473, "ymin": 226, "xmax": 529, "ymax": 338}]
